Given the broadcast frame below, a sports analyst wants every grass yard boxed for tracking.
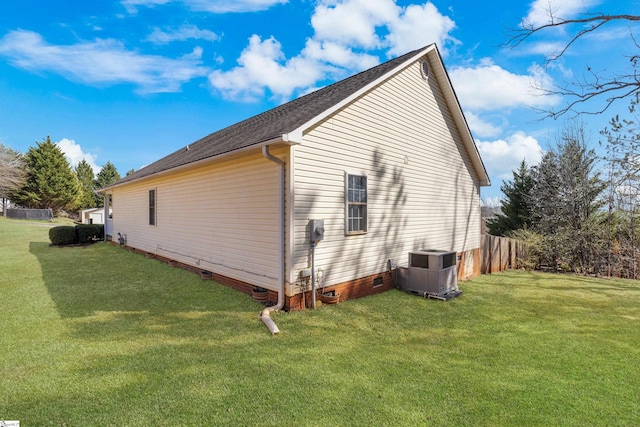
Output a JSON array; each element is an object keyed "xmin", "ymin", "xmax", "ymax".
[{"xmin": 1, "ymin": 217, "xmax": 639, "ymax": 426}]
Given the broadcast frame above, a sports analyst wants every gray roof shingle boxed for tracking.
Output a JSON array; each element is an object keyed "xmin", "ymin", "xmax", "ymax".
[{"xmin": 111, "ymin": 45, "xmax": 429, "ymax": 187}]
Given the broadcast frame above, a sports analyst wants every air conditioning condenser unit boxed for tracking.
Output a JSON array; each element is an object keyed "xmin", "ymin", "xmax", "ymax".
[{"xmin": 397, "ymin": 249, "xmax": 462, "ymax": 300}]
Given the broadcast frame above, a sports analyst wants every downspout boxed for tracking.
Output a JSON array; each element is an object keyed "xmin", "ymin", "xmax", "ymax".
[
  {"xmin": 261, "ymin": 145, "xmax": 285, "ymax": 335},
  {"xmin": 103, "ymin": 193, "xmax": 109, "ymax": 242}
]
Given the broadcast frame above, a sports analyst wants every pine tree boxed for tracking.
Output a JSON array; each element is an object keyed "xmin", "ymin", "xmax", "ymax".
[
  {"xmin": 554, "ymin": 124, "xmax": 606, "ymax": 272},
  {"xmin": 11, "ymin": 136, "xmax": 80, "ymax": 212},
  {"xmin": 531, "ymin": 151, "xmax": 562, "ymax": 237},
  {"xmin": 93, "ymin": 161, "xmax": 121, "ymax": 207},
  {"xmin": 530, "ymin": 122, "xmax": 605, "ymax": 272},
  {"xmin": 75, "ymin": 159, "xmax": 95, "ymax": 209},
  {"xmin": 126, "ymin": 168, "xmax": 136, "ymax": 176},
  {"xmin": 487, "ymin": 160, "xmax": 535, "ymax": 236}
]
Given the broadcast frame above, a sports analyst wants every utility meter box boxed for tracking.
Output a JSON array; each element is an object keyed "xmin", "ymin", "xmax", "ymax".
[{"xmin": 309, "ymin": 219, "xmax": 325, "ymax": 242}]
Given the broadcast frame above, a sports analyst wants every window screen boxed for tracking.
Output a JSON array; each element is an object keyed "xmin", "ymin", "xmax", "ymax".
[
  {"xmin": 149, "ymin": 189, "xmax": 156, "ymax": 226},
  {"xmin": 346, "ymin": 174, "xmax": 367, "ymax": 233}
]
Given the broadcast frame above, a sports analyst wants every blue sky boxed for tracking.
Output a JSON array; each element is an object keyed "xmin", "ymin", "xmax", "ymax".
[{"xmin": 0, "ymin": 0, "xmax": 637, "ymax": 201}]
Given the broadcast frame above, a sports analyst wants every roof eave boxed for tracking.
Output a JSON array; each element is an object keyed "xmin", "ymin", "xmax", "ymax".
[
  {"xmin": 99, "ymin": 136, "xmax": 295, "ymax": 193},
  {"xmin": 427, "ymin": 46, "xmax": 491, "ymax": 187}
]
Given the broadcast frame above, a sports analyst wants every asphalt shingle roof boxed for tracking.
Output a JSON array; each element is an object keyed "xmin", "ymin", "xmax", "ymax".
[{"xmin": 112, "ymin": 46, "xmax": 428, "ymax": 187}]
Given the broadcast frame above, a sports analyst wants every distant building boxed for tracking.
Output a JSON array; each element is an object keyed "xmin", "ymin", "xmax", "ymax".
[{"xmin": 80, "ymin": 207, "xmax": 112, "ymax": 224}]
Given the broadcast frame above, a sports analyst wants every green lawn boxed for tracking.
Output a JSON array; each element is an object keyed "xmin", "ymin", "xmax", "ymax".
[{"xmin": 1, "ymin": 217, "xmax": 639, "ymax": 426}]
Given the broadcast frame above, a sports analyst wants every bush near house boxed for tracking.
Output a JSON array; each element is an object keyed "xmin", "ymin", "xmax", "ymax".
[
  {"xmin": 49, "ymin": 224, "xmax": 104, "ymax": 245},
  {"xmin": 49, "ymin": 226, "xmax": 77, "ymax": 245},
  {"xmin": 75, "ymin": 224, "xmax": 104, "ymax": 243}
]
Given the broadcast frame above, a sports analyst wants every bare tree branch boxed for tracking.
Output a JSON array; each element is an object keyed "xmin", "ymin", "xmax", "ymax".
[
  {"xmin": 510, "ymin": 14, "xmax": 640, "ymax": 51},
  {"xmin": 0, "ymin": 144, "xmax": 26, "ymax": 197},
  {"xmin": 506, "ymin": 8, "xmax": 640, "ymax": 118}
]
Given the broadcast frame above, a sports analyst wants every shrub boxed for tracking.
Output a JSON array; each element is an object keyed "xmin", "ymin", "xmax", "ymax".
[
  {"xmin": 508, "ymin": 228, "xmax": 549, "ymax": 270},
  {"xmin": 75, "ymin": 224, "xmax": 104, "ymax": 243},
  {"xmin": 49, "ymin": 226, "xmax": 78, "ymax": 246}
]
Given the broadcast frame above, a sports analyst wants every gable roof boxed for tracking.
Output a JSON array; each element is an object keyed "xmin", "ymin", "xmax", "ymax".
[{"xmin": 105, "ymin": 44, "xmax": 489, "ymax": 189}]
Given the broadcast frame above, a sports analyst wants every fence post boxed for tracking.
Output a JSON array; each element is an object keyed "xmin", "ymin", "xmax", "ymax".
[{"xmin": 481, "ymin": 234, "xmax": 490, "ymax": 274}]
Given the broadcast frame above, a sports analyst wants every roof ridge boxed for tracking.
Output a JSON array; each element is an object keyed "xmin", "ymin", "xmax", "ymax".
[{"xmin": 110, "ymin": 45, "xmax": 432, "ymax": 187}]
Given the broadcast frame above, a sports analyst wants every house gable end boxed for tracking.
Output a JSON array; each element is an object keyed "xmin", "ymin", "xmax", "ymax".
[
  {"xmin": 288, "ymin": 45, "xmax": 489, "ymax": 187},
  {"xmin": 290, "ymin": 57, "xmax": 485, "ymax": 288}
]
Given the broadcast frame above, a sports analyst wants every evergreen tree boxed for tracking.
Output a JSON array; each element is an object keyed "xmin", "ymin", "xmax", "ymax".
[
  {"xmin": 11, "ymin": 136, "xmax": 80, "ymax": 212},
  {"xmin": 555, "ymin": 124, "xmax": 606, "ymax": 272},
  {"xmin": 530, "ymin": 122, "xmax": 605, "ymax": 272},
  {"xmin": 126, "ymin": 168, "xmax": 136, "ymax": 176},
  {"xmin": 487, "ymin": 160, "xmax": 535, "ymax": 236},
  {"xmin": 75, "ymin": 159, "xmax": 95, "ymax": 209},
  {"xmin": 93, "ymin": 161, "xmax": 121, "ymax": 207},
  {"xmin": 531, "ymin": 151, "xmax": 562, "ymax": 238}
]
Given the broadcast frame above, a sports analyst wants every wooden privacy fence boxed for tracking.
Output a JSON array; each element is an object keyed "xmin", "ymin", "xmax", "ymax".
[{"xmin": 481, "ymin": 234, "xmax": 525, "ymax": 274}]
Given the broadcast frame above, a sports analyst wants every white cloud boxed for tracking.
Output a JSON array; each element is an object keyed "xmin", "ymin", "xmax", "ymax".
[
  {"xmin": 209, "ymin": 35, "xmax": 332, "ymax": 100},
  {"xmin": 311, "ymin": 0, "xmax": 399, "ymax": 49},
  {"xmin": 121, "ymin": 0, "xmax": 170, "ymax": 13},
  {"xmin": 56, "ymin": 138, "xmax": 101, "ymax": 174},
  {"xmin": 183, "ymin": 46, "xmax": 204, "ymax": 61},
  {"xmin": 583, "ymin": 26, "xmax": 634, "ymax": 43},
  {"xmin": 476, "ymin": 131, "xmax": 544, "ymax": 182},
  {"xmin": 122, "ymin": 0, "xmax": 287, "ymax": 14},
  {"xmin": 302, "ymin": 39, "xmax": 379, "ymax": 70},
  {"xmin": 465, "ymin": 112, "xmax": 503, "ymax": 139},
  {"xmin": 145, "ymin": 25, "xmax": 220, "ymax": 44},
  {"xmin": 310, "ymin": 0, "xmax": 457, "ymax": 55},
  {"xmin": 0, "ymin": 30, "xmax": 209, "ymax": 93},
  {"xmin": 209, "ymin": 1, "xmax": 458, "ymax": 100},
  {"xmin": 524, "ymin": 0, "xmax": 602, "ymax": 28},
  {"xmin": 515, "ymin": 1, "xmax": 621, "ymax": 65},
  {"xmin": 449, "ymin": 59, "xmax": 560, "ymax": 111},
  {"xmin": 508, "ymin": 40, "xmax": 566, "ymax": 59},
  {"xmin": 385, "ymin": 2, "xmax": 457, "ymax": 56}
]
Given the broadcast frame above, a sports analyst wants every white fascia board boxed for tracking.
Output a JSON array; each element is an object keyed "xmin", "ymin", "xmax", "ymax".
[
  {"xmin": 100, "ymin": 136, "xmax": 294, "ymax": 193},
  {"xmin": 428, "ymin": 48, "xmax": 491, "ymax": 187}
]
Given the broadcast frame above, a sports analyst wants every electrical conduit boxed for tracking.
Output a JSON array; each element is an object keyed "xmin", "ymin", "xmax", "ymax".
[{"xmin": 261, "ymin": 145, "xmax": 285, "ymax": 335}]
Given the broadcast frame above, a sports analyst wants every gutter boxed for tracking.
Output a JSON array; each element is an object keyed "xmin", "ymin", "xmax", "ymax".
[
  {"xmin": 101, "ymin": 137, "xmax": 291, "ymax": 193},
  {"xmin": 260, "ymin": 145, "xmax": 285, "ymax": 335}
]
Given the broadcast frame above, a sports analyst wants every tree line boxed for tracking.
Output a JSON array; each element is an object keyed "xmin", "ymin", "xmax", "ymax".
[
  {"xmin": 0, "ymin": 136, "xmax": 134, "ymax": 215},
  {"xmin": 488, "ymin": 95, "xmax": 640, "ymax": 279}
]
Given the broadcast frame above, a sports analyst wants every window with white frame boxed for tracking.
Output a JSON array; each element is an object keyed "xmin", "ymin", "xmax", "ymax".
[
  {"xmin": 345, "ymin": 173, "xmax": 367, "ymax": 234},
  {"xmin": 149, "ymin": 189, "xmax": 156, "ymax": 226}
]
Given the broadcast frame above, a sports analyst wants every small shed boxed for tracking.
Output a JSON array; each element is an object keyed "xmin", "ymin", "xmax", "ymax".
[{"xmin": 80, "ymin": 207, "xmax": 111, "ymax": 224}]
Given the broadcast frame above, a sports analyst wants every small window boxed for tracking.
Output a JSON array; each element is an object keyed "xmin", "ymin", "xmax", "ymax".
[
  {"xmin": 345, "ymin": 173, "xmax": 367, "ymax": 234},
  {"xmin": 149, "ymin": 189, "xmax": 156, "ymax": 226}
]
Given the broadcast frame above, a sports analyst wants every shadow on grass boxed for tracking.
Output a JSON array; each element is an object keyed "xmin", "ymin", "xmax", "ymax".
[
  {"xmin": 15, "ymin": 244, "xmax": 640, "ymax": 425},
  {"xmin": 29, "ymin": 241, "xmax": 260, "ymax": 320}
]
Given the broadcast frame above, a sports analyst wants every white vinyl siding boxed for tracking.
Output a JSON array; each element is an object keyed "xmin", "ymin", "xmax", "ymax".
[
  {"xmin": 111, "ymin": 151, "xmax": 282, "ymax": 290},
  {"xmin": 291, "ymin": 58, "xmax": 481, "ymax": 287}
]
